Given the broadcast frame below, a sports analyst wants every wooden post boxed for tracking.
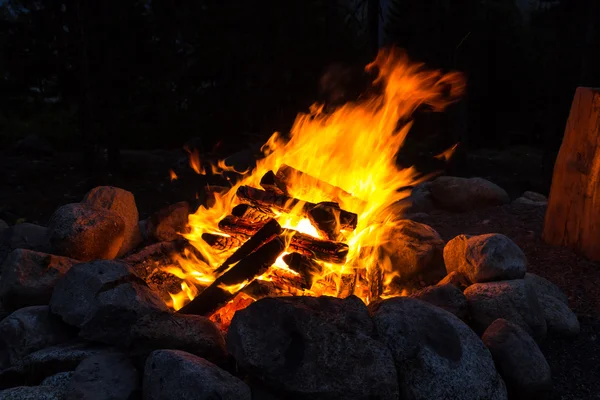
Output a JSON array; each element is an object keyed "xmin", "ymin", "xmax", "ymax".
[{"xmin": 543, "ymin": 87, "xmax": 600, "ymax": 260}]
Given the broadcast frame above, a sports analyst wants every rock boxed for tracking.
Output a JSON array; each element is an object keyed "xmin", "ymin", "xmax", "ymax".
[
  {"xmin": 138, "ymin": 219, "xmax": 149, "ymax": 242},
  {"xmin": 130, "ymin": 312, "xmax": 226, "ymax": 364},
  {"xmin": 537, "ymin": 294, "xmax": 580, "ymax": 337},
  {"xmin": 429, "ymin": 176, "xmax": 510, "ymax": 212},
  {"xmin": 444, "ymin": 234, "xmax": 527, "ymax": 284},
  {"xmin": 514, "ymin": 191, "xmax": 548, "ymax": 206},
  {"xmin": 227, "ymin": 296, "xmax": 399, "ymax": 400},
  {"xmin": 0, "ymin": 220, "xmax": 8, "ymax": 234},
  {"xmin": 393, "ymin": 182, "xmax": 435, "ymax": 214},
  {"xmin": 524, "ymin": 273, "xmax": 569, "ymax": 305},
  {"xmin": 0, "ymin": 249, "xmax": 78, "ymax": 311},
  {"xmin": 523, "ymin": 191, "xmax": 547, "ymax": 202},
  {"xmin": 147, "ymin": 201, "xmax": 190, "ymax": 242},
  {"xmin": 464, "ymin": 280, "xmax": 547, "ymax": 339},
  {"xmin": 370, "ymin": 297, "xmax": 507, "ymax": 400},
  {"xmin": 437, "ymin": 271, "xmax": 470, "ymax": 290},
  {"xmin": 0, "ymin": 386, "xmax": 63, "ymax": 400},
  {"xmin": 82, "ymin": 186, "xmax": 141, "ymax": 257},
  {"xmin": 381, "ymin": 219, "xmax": 446, "ymax": 288},
  {"xmin": 12, "ymin": 134, "xmax": 53, "ymax": 156},
  {"xmin": 0, "ymin": 306, "xmax": 75, "ymax": 366},
  {"xmin": 41, "ymin": 371, "xmax": 73, "ymax": 393},
  {"xmin": 482, "ymin": 319, "xmax": 552, "ymax": 399},
  {"xmin": 410, "ymin": 283, "xmax": 469, "ymax": 320},
  {"xmin": 143, "ymin": 350, "xmax": 250, "ymax": 400},
  {"xmin": 0, "ymin": 223, "xmax": 51, "ymax": 266},
  {"xmin": 48, "ymin": 203, "xmax": 125, "ymax": 261},
  {"xmin": 50, "ymin": 260, "xmax": 168, "ymax": 345},
  {"xmin": 0, "ymin": 342, "xmax": 115, "ymax": 389},
  {"xmin": 66, "ymin": 353, "xmax": 139, "ymax": 400}
]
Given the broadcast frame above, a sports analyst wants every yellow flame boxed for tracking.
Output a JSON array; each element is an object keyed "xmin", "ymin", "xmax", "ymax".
[
  {"xmin": 169, "ymin": 169, "xmax": 178, "ymax": 181},
  {"xmin": 165, "ymin": 48, "xmax": 464, "ymax": 311}
]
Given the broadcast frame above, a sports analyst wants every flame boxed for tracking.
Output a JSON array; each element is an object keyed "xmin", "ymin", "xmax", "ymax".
[
  {"xmin": 169, "ymin": 169, "xmax": 178, "ymax": 181},
  {"xmin": 165, "ymin": 48, "xmax": 465, "ymax": 313}
]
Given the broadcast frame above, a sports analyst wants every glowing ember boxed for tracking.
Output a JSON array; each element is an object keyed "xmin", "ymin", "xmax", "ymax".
[{"xmin": 165, "ymin": 48, "xmax": 465, "ymax": 314}]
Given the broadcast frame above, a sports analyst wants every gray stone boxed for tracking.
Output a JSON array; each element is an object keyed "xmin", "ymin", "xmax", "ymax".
[
  {"xmin": 392, "ymin": 182, "xmax": 435, "ymax": 214},
  {"xmin": 429, "ymin": 176, "xmax": 510, "ymax": 212},
  {"xmin": 0, "ymin": 220, "xmax": 8, "ymax": 234},
  {"xmin": 66, "ymin": 353, "xmax": 139, "ymax": 400},
  {"xmin": 513, "ymin": 197, "xmax": 547, "ymax": 207},
  {"xmin": 538, "ymin": 294, "xmax": 580, "ymax": 337},
  {"xmin": 50, "ymin": 260, "xmax": 168, "ymax": 345},
  {"xmin": 523, "ymin": 191, "xmax": 547, "ymax": 202},
  {"xmin": 143, "ymin": 350, "xmax": 250, "ymax": 400},
  {"xmin": 437, "ymin": 271, "xmax": 470, "ymax": 291},
  {"xmin": 482, "ymin": 319, "xmax": 552, "ymax": 399},
  {"xmin": 370, "ymin": 297, "xmax": 507, "ymax": 400},
  {"xmin": 130, "ymin": 312, "xmax": 226, "ymax": 364},
  {"xmin": 410, "ymin": 283, "xmax": 469, "ymax": 320},
  {"xmin": 464, "ymin": 280, "xmax": 547, "ymax": 339},
  {"xmin": 444, "ymin": 234, "xmax": 527, "ymax": 284},
  {"xmin": 82, "ymin": 186, "xmax": 141, "ymax": 257},
  {"xmin": 0, "ymin": 306, "xmax": 75, "ymax": 366},
  {"xmin": 0, "ymin": 249, "xmax": 78, "ymax": 311},
  {"xmin": 0, "ymin": 386, "xmax": 63, "ymax": 400},
  {"xmin": 147, "ymin": 201, "xmax": 190, "ymax": 242},
  {"xmin": 13, "ymin": 134, "xmax": 53, "ymax": 156},
  {"xmin": 381, "ymin": 219, "xmax": 446, "ymax": 288},
  {"xmin": 227, "ymin": 296, "xmax": 399, "ymax": 400},
  {"xmin": 41, "ymin": 371, "xmax": 73, "ymax": 394},
  {"xmin": 48, "ymin": 203, "xmax": 125, "ymax": 261},
  {"xmin": 0, "ymin": 223, "xmax": 50, "ymax": 266},
  {"xmin": 524, "ymin": 273, "xmax": 569, "ymax": 305}
]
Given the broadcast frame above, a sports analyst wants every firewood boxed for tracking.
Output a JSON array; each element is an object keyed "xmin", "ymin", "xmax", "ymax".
[
  {"xmin": 260, "ymin": 170, "xmax": 287, "ymax": 195},
  {"xmin": 336, "ymin": 270, "xmax": 357, "ymax": 298},
  {"xmin": 282, "ymin": 252, "xmax": 323, "ymax": 288},
  {"xmin": 177, "ymin": 236, "xmax": 285, "ymax": 316},
  {"xmin": 275, "ymin": 164, "xmax": 363, "ymax": 207},
  {"xmin": 543, "ymin": 87, "xmax": 600, "ymax": 260},
  {"xmin": 366, "ymin": 264, "xmax": 384, "ymax": 302},
  {"xmin": 213, "ymin": 219, "xmax": 282, "ymax": 275},
  {"xmin": 218, "ymin": 215, "xmax": 349, "ymax": 263},
  {"xmin": 307, "ymin": 202, "xmax": 343, "ymax": 240},
  {"xmin": 236, "ymin": 186, "xmax": 358, "ymax": 230},
  {"xmin": 231, "ymin": 204, "xmax": 274, "ymax": 223},
  {"xmin": 241, "ymin": 271, "xmax": 305, "ymax": 299},
  {"xmin": 201, "ymin": 233, "xmax": 245, "ymax": 251}
]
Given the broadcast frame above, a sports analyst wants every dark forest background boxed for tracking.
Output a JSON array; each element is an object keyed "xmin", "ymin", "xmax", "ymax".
[{"xmin": 1, "ymin": 0, "xmax": 599, "ymax": 179}]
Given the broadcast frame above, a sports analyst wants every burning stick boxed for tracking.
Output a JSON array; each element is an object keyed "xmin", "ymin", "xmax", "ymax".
[
  {"xmin": 307, "ymin": 202, "xmax": 343, "ymax": 241},
  {"xmin": 231, "ymin": 204, "xmax": 275, "ymax": 223},
  {"xmin": 178, "ymin": 235, "xmax": 285, "ymax": 316},
  {"xmin": 259, "ymin": 170, "xmax": 287, "ymax": 195},
  {"xmin": 213, "ymin": 219, "xmax": 282, "ymax": 275},
  {"xmin": 336, "ymin": 270, "xmax": 358, "ymax": 298},
  {"xmin": 282, "ymin": 252, "xmax": 323, "ymax": 289},
  {"xmin": 236, "ymin": 186, "xmax": 358, "ymax": 231},
  {"xmin": 217, "ymin": 215, "xmax": 349, "ymax": 263},
  {"xmin": 200, "ymin": 233, "xmax": 245, "ymax": 251}
]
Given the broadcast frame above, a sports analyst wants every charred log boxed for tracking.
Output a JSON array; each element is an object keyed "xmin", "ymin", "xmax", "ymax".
[
  {"xmin": 236, "ymin": 186, "xmax": 357, "ymax": 230},
  {"xmin": 213, "ymin": 219, "xmax": 282, "ymax": 275},
  {"xmin": 178, "ymin": 236, "xmax": 285, "ymax": 316},
  {"xmin": 231, "ymin": 204, "xmax": 275, "ymax": 223},
  {"xmin": 282, "ymin": 252, "xmax": 323, "ymax": 288},
  {"xmin": 201, "ymin": 233, "xmax": 245, "ymax": 251},
  {"xmin": 307, "ymin": 202, "xmax": 343, "ymax": 241},
  {"xmin": 336, "ymin": 270, "xmax": 358, "ymax": 298},
  {"xmin": 260, "ymin": 170, "xmax": 287, "ymax": 195}
]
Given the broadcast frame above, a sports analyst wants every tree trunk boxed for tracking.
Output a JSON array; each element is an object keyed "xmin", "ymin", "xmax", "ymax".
[{"xmin": 543, "ymin": 87, "xmax": 600, "ymax": 260}]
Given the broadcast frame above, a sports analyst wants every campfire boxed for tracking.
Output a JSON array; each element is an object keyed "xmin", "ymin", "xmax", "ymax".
[{"xmin": 164, "ymin": 48, "xmax": 465, "ymax": 327}]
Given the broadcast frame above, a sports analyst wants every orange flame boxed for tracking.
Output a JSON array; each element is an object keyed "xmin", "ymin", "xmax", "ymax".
[
  {"xmin": 169, "ymin": 169, "xmax": 178, "ymax": 181},
  {"xmin": 166, "ymin": 48, "xmax": 465, "ymax": 311}
]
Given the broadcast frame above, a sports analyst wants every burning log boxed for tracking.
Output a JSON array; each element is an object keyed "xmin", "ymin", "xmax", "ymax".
[
  {"xmin": 218, "ymin": 215, "xmax": 349, "ymax": 264},
  {"xmin": 307, "ymin": 202, "xmax": 343, "ymax": 241},
  {"xmin": 282, "ymin": 252, "xmax": 323, "ymax": 288},
  {"xmin": 213, "ymin": 219, "xmax": 282, "ymax": 275},
  {"xmin": 178, "ymin": 236, "xmax": 285, "ymax": 316},
  {"xmin": 200, "ymin": 233, "xmax": 245, "ymax": 251},
  {"xmin": 366, "ymin": 264, "xmax": 384, "ymax": 302},
  {"xmin": 231, "ymin": 204, "xmax": 275, "ymax": 223},
  {"xmin": 236, "ymin": 186, "xmax": 358, "ymax": 230},
  {"xmin": 275, "ymin": 164, "xmax": 362, "ymax": 207},
  {"xmin": 259, "ymin": 171, "xmax": 287, "ymax": 195},
  {"xmin": 336, "ymin": 270, "xmax": 358, "ymax": 298},
  {"xmin": 241, "ymin": 271, "xmax": 305, "ymax": 299}
]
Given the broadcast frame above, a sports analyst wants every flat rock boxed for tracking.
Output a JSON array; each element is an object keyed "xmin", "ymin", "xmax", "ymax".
[
  {"xmin": 0, "ymin": 249, "xmax": 78, "ymax": 311},
  {"xmin": 50, "ymin": 260, "xmax": 168, "ymax": 345},
  {"xmin": 482, "ymin": 319, "xmax": 552, "ymax": 399},
  {"xmin": 143, "ymin": 350, "xmax": 250, "ymax": 400},
  {"xmin": 464, "ymin": 280, "xmax": 547, "ymax": 339},
  {"xmin": 0, "ymin": 386, "xmax": 63, "ymax": 400},
  {"xmin": 130, "ymin": 312, "xmax": 226, "ymax": 364},
  {"xmin": 444, "ymin": 234, "xmax": 527, "ymax": 284},
  {"xmin": 66, "ymin": 353, "xmax": 139, "ymax": 400},
  {"xmin": 370, "ymin": 297, "xmax": 507, "ymax": 400},
  {"xmin": 83, "ymin": 186, "xmax": 141, "ymax": 257},
  {"xmin": 227, "ymin": 296, "xmax": 399, "ymax": 400},
  {"xmin": 48, "ymin": 203, "xmax": 125, "ymax": 261},
  {"xmin": 147, "ymin": 201, "xmax": 190, "ymax": 242},
  {"xmin": 381, "ymin": 219, "xmax": 446, "ymax": 288},
  {"xmin": 410, "ymin": 283, "xmax": 469, "ymax": 320},
  {"xmin": 0, "ymin": 306, "xmax": 75, "ymax": 366},
  {"xmin": 429, "ymin": 176, "xmax": 510, "ymax": 212}
]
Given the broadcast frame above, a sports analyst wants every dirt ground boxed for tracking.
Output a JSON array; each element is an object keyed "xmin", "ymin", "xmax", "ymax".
[{"xmin": 1, "ymin": 149, "xmax": 599, "ymax": 399}]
